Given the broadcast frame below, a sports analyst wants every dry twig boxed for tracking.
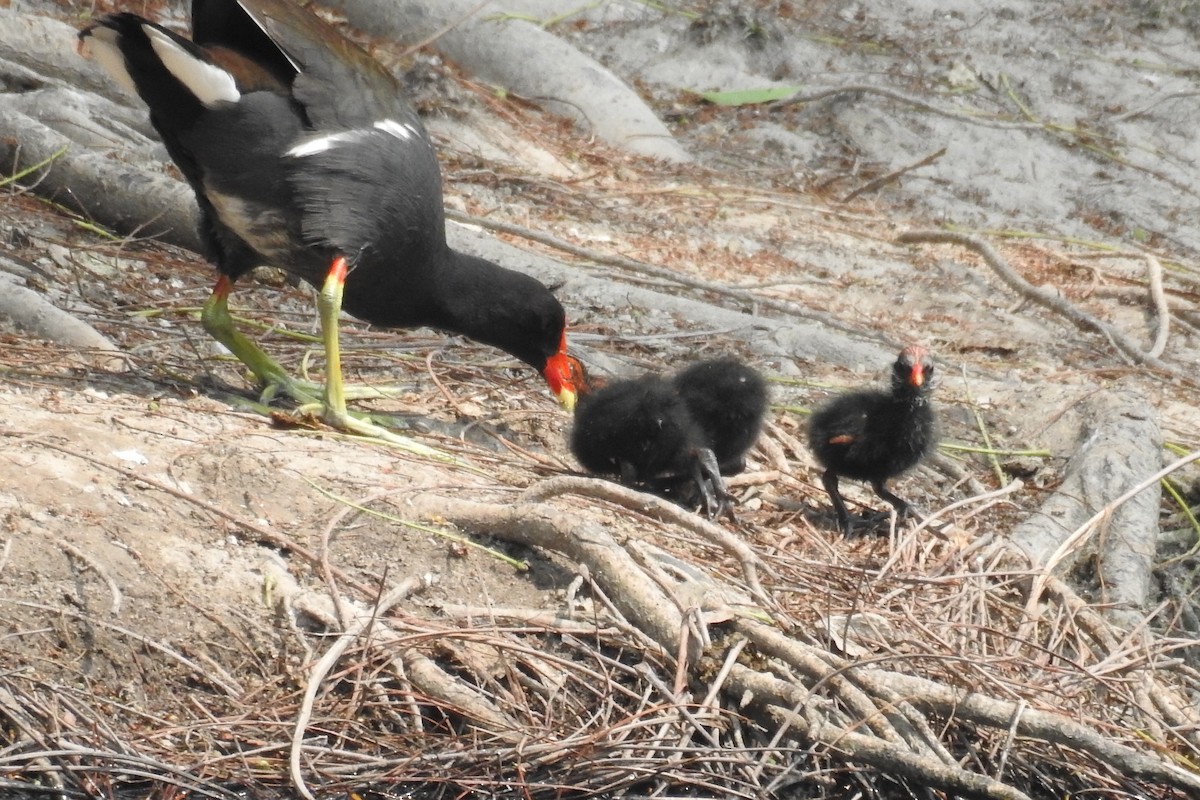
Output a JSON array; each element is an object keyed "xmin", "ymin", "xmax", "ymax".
[
  {"xmin": 841, "ymin": 147, "xmax": 947, "ymax": 202},
  {"xmin": 290, "ymin": 575, "xmax": 431, "ymax": 800},
  {"xmin": 898, "ymin": 230, "xmax": 1183, "ymax": 378},
  {"xmin": 519, "ymin": 475, "xmax": 771, "ymax": 610}
]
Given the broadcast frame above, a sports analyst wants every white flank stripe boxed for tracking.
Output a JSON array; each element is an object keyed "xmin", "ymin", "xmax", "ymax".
[
  {"xmin": 287, "ymin": 129, "xmax": 370, "ymax": 158},
  {"xmin": 374, "ymin": 119, "xmax": 418, "ymax": 141},
  {"xmin": 144, "ymin": 25, "xmax": 239, "ymax": 107},
  {"xmin": 80, "ymin": 28, "xmax": 141, "ymax": 98},
  {"xmin": 287, "ymin": 121, "xmax": 420, "ymax": 159}
]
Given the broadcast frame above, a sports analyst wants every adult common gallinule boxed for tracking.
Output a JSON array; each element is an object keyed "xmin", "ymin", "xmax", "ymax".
[
  {"xmin": 78, "ymin": 0, "xmax": 584, "ymax": 441},
  {"xmin": 570, "ymin": 357, "xmax": 768, "ymax": 516},
  {"xmin": 808, "ymin": 345, "xmax": 937, "ymax": 535}
]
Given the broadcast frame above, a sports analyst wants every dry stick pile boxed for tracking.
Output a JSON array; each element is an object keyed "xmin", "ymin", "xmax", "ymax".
[
  {"xmin": 7, "ymin": 461, "xmax": 1200, "ymax": 799},
  {"xmin": 393, "ymin": 487, "xmax": 1200, "ymax": 799}
]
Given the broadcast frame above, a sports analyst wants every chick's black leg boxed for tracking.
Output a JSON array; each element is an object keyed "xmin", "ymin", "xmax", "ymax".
[
  {"xmin": 871, "ymin": 479, "xmax": 911, "ymax": 518},
  {"xmin": 693, "ymin": 447, "xmax": 735, "ymax": 519},
  {"xmin": 821, "ymin": 469, "xmax": 853, "ymax": 535},
  {"xmin": 718, "ymin": 455, "xmax": 747, "ymax": 476}
]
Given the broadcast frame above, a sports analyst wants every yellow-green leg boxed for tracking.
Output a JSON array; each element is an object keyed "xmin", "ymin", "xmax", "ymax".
[
  {"xmin": 201, "ymin": 276, "xmax": 321, "ymax": 406},
  {"xmin": 304, "ymin": 257, "xmax": 445, "ymax": 458},
  {"xmin": 201, "ymin": 276, "xmax": 405, "ymax": 404},
  {"xmin": 200, "ymin": 271, "xmax": 445, "ymax": 459},
  {"xmin": 313, "ymin": 256, "xmax": 351, "ymax": 427}
]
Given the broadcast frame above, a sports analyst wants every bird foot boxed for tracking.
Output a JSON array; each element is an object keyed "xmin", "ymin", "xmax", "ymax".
[
  {"xmin": 693, "ymin": 448, "xmax": 737, "ymax": 521},
  {"xmin": 700, "ymin": 481, "xmax": 737, "ymax": 521},
  {"xmin": 839, "ymin": 515, "xmax": 888, "ymax": 539},
  {"xmin": 840, "ymin": 505, "xmax": 921, "ymax": 538},
  {"xmin": 638, "ymin": 452, "xmax": 737, "ymax": 520},
  {"xmin": 257, "ymin": 372, "xmax": 414, "ymax": 409},
  {"xmin": 257, "ymin": 374, "xmax": 322, "ymax": 407},
  {"xmin": 290, "ymin": 400, "xmax": 453, "ymax": 461},
  {"xmin": 339, "ymin": 384, "xmax": 413, "ymax": 401}
]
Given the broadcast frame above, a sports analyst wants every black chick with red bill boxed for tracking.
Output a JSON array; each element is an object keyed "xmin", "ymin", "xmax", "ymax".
[
  {"xmin": 570, "ymin": 357, "xmax": 769, "ymax": 517},
  {"xmin": 808, "ymin": 345, "xmax": 938, "ymax": 535},
  {"xmin": 77, "ymin": 0, "xmax": 584, "ymax": 441}
]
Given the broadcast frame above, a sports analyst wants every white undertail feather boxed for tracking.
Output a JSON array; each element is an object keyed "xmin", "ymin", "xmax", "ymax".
[
  {"xmin": 79, "ymin": 27, "xmax": 140, "ymax": 98},
  {"xmin": 143, "ymin": 24, "xmax": 240, "ymax": 107}
]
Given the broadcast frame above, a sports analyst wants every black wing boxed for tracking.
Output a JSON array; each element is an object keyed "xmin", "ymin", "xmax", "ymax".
[
  {"xmin": 284, "ymin": 122, "xmax": 443, "ymax": 262},
  {"xmin": 192, "ymin": 0, "xmax": 422, "ymax": 129}
]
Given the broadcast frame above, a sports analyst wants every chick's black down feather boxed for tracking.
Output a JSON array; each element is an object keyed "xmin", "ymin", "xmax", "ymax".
[
  {"xmin": 571, "ymin": 357, "xmax": 768, "ymax": 516},
  {"xmin": 809, "ymin": 345, "xmax": 937, "ymax": 535},
  {"xmin": 672, "ymin": 357, "xmax": 768, "ymax": 474}
]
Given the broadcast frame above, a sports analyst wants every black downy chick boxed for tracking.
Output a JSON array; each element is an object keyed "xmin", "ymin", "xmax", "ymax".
[
  {"xmin": 808, "ymin": 345, "xmax": 937, "ymax": 535},
  {"xmin": 672, "ymin": 357, "xmax": 769, "ymax": 475},
  {"xmin": 571, "ymin": 358, "xmax": 768, "ymax": 516}
]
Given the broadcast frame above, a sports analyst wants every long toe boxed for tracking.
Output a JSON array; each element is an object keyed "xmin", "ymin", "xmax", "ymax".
[
  {"xmin": 258, "ymin": 371, "xmax": 411, "ymax": 407},
  {"xmin": 844, "ymin": 507, "xmax": 918, "ymax": 538},
  {"xmin": 304, "ymin": 400, "xmax": 450, "ymax": 459},
  {"xmin": 693, "ymin": 448, "xmax": 736, "ymax": 519},
  {"xmin": 699, "ymin": 477, "xmax": 737, "ymax": 520},
  {"xmin": 340, "ymin": 383, "xmax": 413, "ymax": 401},
  {"xmin": 260, "ymin": 374, "xmax": 322, "ymax": 407}
]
